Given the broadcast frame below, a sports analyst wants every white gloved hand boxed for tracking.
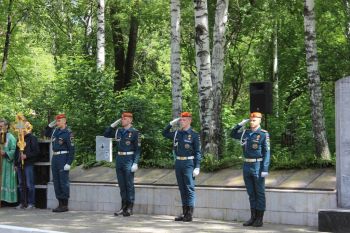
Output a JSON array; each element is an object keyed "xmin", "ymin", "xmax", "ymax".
[
  {"xmin": 170, "ymin": 117, "xmax": 180, "ymax": 126},
  {"xmin": 131, "ymin": 163, "xmax": 138, "ymax": 172},
  {"xmin": 193, "ymin": 168, "xmax": 200, "ymax": 177},
  {"xmin": 261, "ymin": 172, "xmax": 269, "ymax": 178},
  {"xmin": 238, "ymin": 119, "xmax": 250, "ymax": 126},
  {"xmin": 48, "ymin": 120, "xmax": 56, "ymax": 128},
  {"xmin": 64, "ymin": 164, "xmax": 71, "ymax": 171},
  {"xmin": 110, "ymin": 119, "xmax": 121, "ymax": 128}
]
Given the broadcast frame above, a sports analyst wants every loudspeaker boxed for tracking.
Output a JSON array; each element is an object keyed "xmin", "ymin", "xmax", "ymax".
[{"xmin": 250, "ymin": 82, "xmax": 273, "ymax": 114}]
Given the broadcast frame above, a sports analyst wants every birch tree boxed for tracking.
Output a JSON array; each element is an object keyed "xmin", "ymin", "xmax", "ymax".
[
  {"xmin": 84, "ymin": 1, "xmax": 93, "ymax": 56},
  {"xmin": 194, "ymin": 0, "xmax": 215, "ymax": 155},
  {"xmin": 344, "ymin": 0, "xmax": 350, "ymax": 44},
  {"xmin": 170, "ymin": 0, "xmax": 182, "ymax": 118},
  {"xmin": 272, "ymin": 22, "xmax": 279, "ymax": 117},
  {"xmin": 303, "ymin": 0, "xmax": 331, "ymax": 159},
  {"xmin": 211, "ymin": 0, "xmax": 229, "ymax": 157},
  {"xmin": 97, "ymin": 0, "xmax": 105, "ymax": 70}
]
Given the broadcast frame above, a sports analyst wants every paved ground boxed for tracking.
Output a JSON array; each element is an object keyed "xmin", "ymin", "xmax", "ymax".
[{"xmin": 0, "ymin": 207, "xmax": 319, "ymax": 233}]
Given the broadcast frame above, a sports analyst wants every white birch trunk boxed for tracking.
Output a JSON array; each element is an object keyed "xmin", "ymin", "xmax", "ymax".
[
  {"xmin": 303, "ymin": 0, "xmax": 331, "ymax": 159},
  {"xmin": 97, "ymin": 0, "xmax": 105, "ymax": 70},
  {"xmin": 170, "ymin": 0, "xmax": 182, "ymax": 119},
  {"xmin": 211, "ymin": 0, "xmax": 229, "ymax": 158},
  {"xmin": 344, "ymin": 0, "xmax": 350, "ymax": 42},
  {"xmin": 272, "ymin": 21, "xmax": 279, "ymax": 117},
  {"xmin": 194, "ymin": 0, "xmax": 214, "ymax": 155},
  {"xmin": 85, "ymin": 4, "xmax": 93, "ymax": 56}
]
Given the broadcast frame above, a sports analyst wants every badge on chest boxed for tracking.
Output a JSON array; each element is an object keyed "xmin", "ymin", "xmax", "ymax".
[{"xmin": 58, "ymin": 138, "xmax": 64, "ymax": 145}]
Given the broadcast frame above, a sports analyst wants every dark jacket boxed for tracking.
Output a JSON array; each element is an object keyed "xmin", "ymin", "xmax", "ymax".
[
  {"xmin": 15, "ymin": 133, "xmax": 40, "ymax": 166},
  {"xmin": 104, "ymin": 126, "xmax": 141, "ymax": 164},
  {"xmin": 162, "ymin": 124, "xmax": 202, "ymax": 168},
  {"xmin": 44, "ymin": 126, "xmax": 75, "ymax": 165}
]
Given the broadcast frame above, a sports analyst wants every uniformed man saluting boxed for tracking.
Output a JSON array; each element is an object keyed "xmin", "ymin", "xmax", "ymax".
[
  {"xmin": 104, "ymin": 112, "xmax": 141, "ymax": 217},
  {"xmin": 162, "ymin": 112, "xmax": 201, "ymax": 222},
  {"xmin": 231, "ymin": 112, "xmax": 270, "ymax": 227},
  {"xmin": 44, "ymin": 114, "xmax": 75, "ymax": 212}
]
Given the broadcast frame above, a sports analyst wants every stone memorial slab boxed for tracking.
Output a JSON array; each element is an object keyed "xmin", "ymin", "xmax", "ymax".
[
  {"xmin": 307, "ymin": 168, "xmax": 336, "ymax": 190},
  {"xmin": 336, "ymin": 76, "xmax": 350, "ymax": 208},
  {"xmin": 96, "ymin": 136, "xmax": 112, "ymax": 162},
  {"xmin": 265, "ymin": 169, "xmax": 296, "ymax": 187},
  {"xmin": 277, "ymin": 169, "xmax": 323, "ymax": 189}
]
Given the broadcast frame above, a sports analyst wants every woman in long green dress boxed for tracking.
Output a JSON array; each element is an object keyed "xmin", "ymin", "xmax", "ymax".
[{"xmin": 0, "ymin": 119, "xmax": 17, "ymax": 203}]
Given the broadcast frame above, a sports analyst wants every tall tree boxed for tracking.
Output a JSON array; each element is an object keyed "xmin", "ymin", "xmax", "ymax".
[
  {"xmin": 110, "ymin": 1, "xmax": 125, "ymax": 91},
  {"xmin": 1, "ymin": 0, "xmax": 14, "ymax": 76},
  {"xmin": 170, "ymin": 0, "xmax": 182, "ymax": 118},
  {"xmin": 194, "ymin": 0, "xmax": 215, "ymax": 156},
  {"xmin": 97, "ymin": 0, "xmax": 105, "ymax": 70},
  {"xmin": 303, "ymin": 0, "xmax": 331, "ymax": 159},
  {"xmin": 124, "ymin": 14, "xmax": 139, "ymax": 86},
  {"xmin": 211, "ymin": 0, "xmax": 229, "ymax": 158},
  {"xmin": 344, "ymin": 0, "xmax": 350, "ymax": 44},
  {"xmin": 84, "ymin": 1, "xmax": 93, "ymax": 56},
  {"xmin": 110, "ymin": 1, "xmax": 139, "ymax": 91},
  {"xmin": 272, "ymin": 21, "xmax": 279, "ymax": 117}
]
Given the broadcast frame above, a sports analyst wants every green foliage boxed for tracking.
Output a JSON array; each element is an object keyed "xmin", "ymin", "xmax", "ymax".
[
  {"xmin": 201, "ymin": 154, "xmax": 242, "ymax": 172},
  {"xmin": 0, "ymin": 0, "xmax": 345, "ymax": 171},
  {"xmin": 82, "ymin": 160, "xmax": 115, "ymax": 169},
  {"xmin": 270, "ymin": 145, "xmax": 336, "ymax": 170}
]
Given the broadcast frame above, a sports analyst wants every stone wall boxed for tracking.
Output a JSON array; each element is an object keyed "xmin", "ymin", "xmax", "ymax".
[{"xmin": 47, "ymin": 182, "xmax": 336, "ymax": 226}]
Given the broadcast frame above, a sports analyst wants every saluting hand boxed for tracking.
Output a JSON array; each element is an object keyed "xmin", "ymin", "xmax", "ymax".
[
  {"xmin": 48, "ymin": 120, "xmax": 56, "ymax": 128},
  {"xmin": 170, "ymin": 118, "xmax": 180, "ymax": 126},
  {"xmin": 238, "ymin": 119, "xmax": 250, "ymax": 126},
  {"xmin": 111, "ymin": 119, "xmax": 121, "ymax": 128}
]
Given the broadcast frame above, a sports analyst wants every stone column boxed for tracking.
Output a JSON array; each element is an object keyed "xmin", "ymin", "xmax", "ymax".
[{"xmin": 336, "ymin": 76, "xmax": 350, "ymax": 208}]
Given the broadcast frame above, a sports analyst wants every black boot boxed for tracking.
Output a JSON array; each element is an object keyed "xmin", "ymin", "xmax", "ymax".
[
  {"xmin": 243, "ymin": 208, "xmax": 256, "ymax": 226},
  {"xmin": 54, "ymin": 199, "xmax": 68, "ymax": 212},
  {"xmin": 114, "ymin": 201, "xmax": 127, "ymax": 216},
  {"xmin": 183, "ymin": 206, "xmax": 193, "ymax": 222},
  {"xmin": 175, "ymin": 206, "xmax": 186, "ymax": 221},
  {"xmin": 252, "ymin": 210, "xmax": 264, "ymax": 227},
  {"xmin": 61, "ymin": 199, "xmax": 69, "ymax": 212},
  {"xmin": 52, "ymin": 199, "xmax": 63, "ymax": 212},
  {"xmin": 123, "ymin": 202, "xmax": 134, "ymax": 217}
]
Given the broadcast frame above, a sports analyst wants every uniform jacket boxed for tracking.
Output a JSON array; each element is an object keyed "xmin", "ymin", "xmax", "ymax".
[
  {"xmin": 104, "ymin": 126, "xmax": 141, "ymax": 164},
  {"xmin": 231, "ymin": 124, "xmax": 270, "ymax": 172},
  {"xmin": 162, "ymin": 124, "xmax": 201, "ymax": 168},
  {"xmin": 44, "ymin": 126, "xmax": 75, "ymax": 165}
]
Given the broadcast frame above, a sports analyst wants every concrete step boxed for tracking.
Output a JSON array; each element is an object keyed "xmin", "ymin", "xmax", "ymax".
[{"xmin": 47, "ymin": 182, "xmax": 337, "ymax": 227}]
